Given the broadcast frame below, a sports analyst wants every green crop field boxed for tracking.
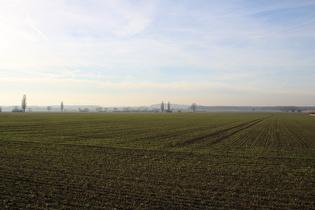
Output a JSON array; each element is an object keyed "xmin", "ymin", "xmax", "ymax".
[{"xmin": 0, "ymin": 112, "xmax": 314, "ymax": 209}]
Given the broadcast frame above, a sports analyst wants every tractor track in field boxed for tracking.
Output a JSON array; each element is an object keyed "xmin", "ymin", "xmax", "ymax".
[
  {"xmin": 172, "ymin": 117, "xmax": 268, "ymax": 148},
  {"xmin": 205, "ymin": 118, "xmax": 266, "ymax": 147}
]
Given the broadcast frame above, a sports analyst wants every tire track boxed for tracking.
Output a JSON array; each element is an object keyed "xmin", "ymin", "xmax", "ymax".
[
  {"xmin": 171, "ymin": 118, "xmax": 268, "ymax": 148},
  {"xmin": 206, "ymin": 118, "xmax": 266, "ymax": 147}
]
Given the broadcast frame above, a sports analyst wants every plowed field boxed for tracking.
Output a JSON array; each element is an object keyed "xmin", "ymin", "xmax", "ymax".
[{"xmin": 1, "ymin": 112, "xmax": 314, "ymax": 209}]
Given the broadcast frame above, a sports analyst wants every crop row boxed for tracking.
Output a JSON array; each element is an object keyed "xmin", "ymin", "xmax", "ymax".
[{"xmin": 1, "ymin": 139, "xmax": 314, "ymax": 209}]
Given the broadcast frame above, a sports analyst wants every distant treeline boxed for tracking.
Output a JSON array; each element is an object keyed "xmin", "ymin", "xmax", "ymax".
[
  {"xmin": 197, "ymin": 106, "xmax": 315, "ymax": 111},
  {"xmin": 1, "ymin": 104, "xmax": 315, "ymax": 112}
]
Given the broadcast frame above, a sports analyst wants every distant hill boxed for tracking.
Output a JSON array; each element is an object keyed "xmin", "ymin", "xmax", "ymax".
[
  {"xmin": 197, "ymin": 106, "xmax": 315, "ymax": 112},
  {"xmin": 151, "ymin": 104, "xmax": 315, "ymax": 112}
]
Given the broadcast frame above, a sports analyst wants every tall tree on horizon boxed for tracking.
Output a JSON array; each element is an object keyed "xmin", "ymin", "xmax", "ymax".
[
  {"xmin": 167, "ymin": 101, "xmax": 170, "ymax": 112},
  {"xmin": 191, "ymin": 103, "xmax": 197, "ymax": 112},
  {"xmin": 161, "ymin": 101, "xmax": 164, "ymax": 112},
  {"xmin": 61, "ymin": 101, "xmax": 64, "ymax": 112},
  {"xmin": 21, "ymin": 94, "xmax": 27, "ymax": 112}
]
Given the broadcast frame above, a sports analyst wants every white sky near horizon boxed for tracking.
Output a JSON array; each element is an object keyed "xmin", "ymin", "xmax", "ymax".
[{"xmin": 1, "ymin": 0, "xmax": 315, "ymax": 107}]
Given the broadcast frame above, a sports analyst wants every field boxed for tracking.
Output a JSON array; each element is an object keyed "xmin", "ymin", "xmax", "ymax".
[{"xmin": 0, "ymin": 112, "xmax": 314, "ymax": 209}]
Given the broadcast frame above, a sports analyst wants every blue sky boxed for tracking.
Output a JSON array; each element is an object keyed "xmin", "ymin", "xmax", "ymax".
[{"xmin": 1, "ymin": 0, "xmax": 315, "ymax": 106}]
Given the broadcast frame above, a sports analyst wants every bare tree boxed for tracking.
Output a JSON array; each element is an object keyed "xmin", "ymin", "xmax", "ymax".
[
  {"xmin": 161, "ymin": 101, "xmax": 164, "ymax": 112},
  {"xmin": 191, "ymin": 103, "xmax": 196, "ymax": 112},
  {"xmin": 167, "ymin": 101, "xmax": 170, "ymax": 112},
  {"xmin": 21, "ymin": 95, "xmax": 27, "ymax": 112},
  {"xmin": 47, "ymin": 106, "xmax": 52, "ymax": 112},
  {"xmin": 61, "ymin": 101, "xmax": 64, "ymax": 112}
]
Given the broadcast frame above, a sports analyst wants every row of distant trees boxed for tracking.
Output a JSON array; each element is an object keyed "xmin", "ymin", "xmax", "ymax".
[
  {"xmin": 11, "ymin": 95, "xmax": 64, "ymax": 112},
  {"xmin": 6, "ymin": 95, "xmax": 197, "ymax": 113},
  {"xmin": 161, "ymin": 101, "xmax": 197, "ymax": 112}
]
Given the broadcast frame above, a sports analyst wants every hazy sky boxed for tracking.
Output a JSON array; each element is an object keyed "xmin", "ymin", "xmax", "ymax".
[{"xmin": 1, "ymin": 0, "xmax": 315, "ymax": 106}]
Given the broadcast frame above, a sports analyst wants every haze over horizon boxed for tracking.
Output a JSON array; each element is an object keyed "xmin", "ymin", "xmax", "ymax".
[{"xmin": 1, "ymin": 0, "xmax": 315, "ymax": 107}]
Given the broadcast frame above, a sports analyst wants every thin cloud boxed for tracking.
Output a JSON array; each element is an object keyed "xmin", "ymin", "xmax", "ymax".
[
  {"xmin": 93, "ymin": 70, "xmax": 102, "ymax": 79},
  {"xmin": 16, "ymin": 1, "xmax": 49, "ymax": 44},
  {"xmin": 281, "ymin": 18, "xmax": 315, "ymax": 32},
  {"xmin": 26, "ymin": 13, "xmax": 49, "ymax": 44},
  {"xmin": 0, "ymin": 0, "xmax": 314, "ymax": 106}
]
